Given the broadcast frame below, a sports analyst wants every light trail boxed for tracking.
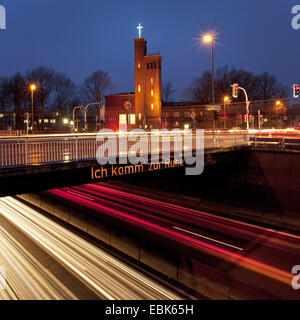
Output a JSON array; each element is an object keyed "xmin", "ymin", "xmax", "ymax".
[
  {"xmin": 47, "ymin": 183, "xmax": 300, "ymax": 298},
  {"xmin": 0, "ymin": 197, "xmax": 182, "ymax": 300},
  {"xmin": 173, "ymin": 226, "xmax": 244, "ymax": 251}
]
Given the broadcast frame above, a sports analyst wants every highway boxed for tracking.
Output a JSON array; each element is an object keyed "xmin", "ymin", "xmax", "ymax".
[
  {"xmin": 47, "ymin": 183, "xmax": 300, "ymax": 299},
  {"xmin": 0, "ymin": 197, "xmax": 183, "ymax": 300}
]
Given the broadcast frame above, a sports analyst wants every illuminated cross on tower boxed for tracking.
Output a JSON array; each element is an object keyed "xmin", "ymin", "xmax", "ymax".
[{"xmin": 137, "ymin": 23, "xmax": 143, "ymax": 38}]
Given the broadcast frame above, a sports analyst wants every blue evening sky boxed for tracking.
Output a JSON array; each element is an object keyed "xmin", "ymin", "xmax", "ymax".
[{"xmin": 0, "ymin": 0, "xmax": 299, "ymax": 100}]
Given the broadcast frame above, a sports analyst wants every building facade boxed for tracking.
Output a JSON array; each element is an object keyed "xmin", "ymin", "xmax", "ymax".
[
  {"xmin": 104, "ymin": 34, "xmax": 294, "ymax": 131},
  {"xmin": 105, "ymin": 35, "xmax": 162, "ymax": 131}
]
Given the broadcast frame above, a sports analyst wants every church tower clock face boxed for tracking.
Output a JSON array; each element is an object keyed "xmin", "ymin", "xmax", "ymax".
[{"xmin": 123, "ymin": 100, "xmax": 133, "ymax": 111}]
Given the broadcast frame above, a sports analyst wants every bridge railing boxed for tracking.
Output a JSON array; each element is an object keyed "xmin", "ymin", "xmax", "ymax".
[
  {"xmin": 0, "ymin": 132, "xmax": 250, "ymax": 168},
  {"xmin": 251, "ymin": 134, "xmax": 300, "ymax": 150}
]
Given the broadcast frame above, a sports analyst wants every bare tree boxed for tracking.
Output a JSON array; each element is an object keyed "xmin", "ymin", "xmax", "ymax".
[
  {"xmin": 0, "ymin": 77, "xmax": 10, "ymax": 113},
  {"xmin": 184, "ymin": 66, "xmax": 288, "ymax": 103},
  {"xmin": 26, "ymin": 66, "xmax": 56, "ymax": 126},
  {"xmin": 53, "ymin": 72, "xmax": 78, "ymax": 112},
  {"xmin": 183, "ymin": 71, "xmax": 212, "ymax": 104},
  {"xmin": 6, "ymin": 73, "xmax": 28, "ymax": 130},
  {"xmin": 162, "ymin": 81, "xmax": 176, "ymax": 102},
  {"xmin": 81, "ymin": 71, "xmax": 113, "ymax": 104},
  {"xmin": 254, "ymin": 72, "xmax": 288, "ymax": 101}
]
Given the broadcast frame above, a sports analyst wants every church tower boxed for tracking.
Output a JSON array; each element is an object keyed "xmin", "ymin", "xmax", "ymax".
[{"xmin": 134, "ymin": 25, "xmax": 162, "ymax": 129}]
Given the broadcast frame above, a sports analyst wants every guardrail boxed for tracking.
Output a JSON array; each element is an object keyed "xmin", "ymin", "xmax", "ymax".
[
  {"xmin": 0, "ymin": 132, "xmax": 250, "ymax": 169},
  {"xmin": 251, "ymin": 135, "xmax": 300, "ymax": 149}
]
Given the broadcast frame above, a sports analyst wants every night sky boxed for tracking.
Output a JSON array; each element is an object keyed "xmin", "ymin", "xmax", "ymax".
[{"xmin": 0, "ymin": 0, "xmax": 300, "ymax": 100}]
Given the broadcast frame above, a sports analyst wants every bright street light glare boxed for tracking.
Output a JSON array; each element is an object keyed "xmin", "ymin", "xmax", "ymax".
[{"xmin": 203, "ymin": 35, "xmax": 213, "ymax": 43}]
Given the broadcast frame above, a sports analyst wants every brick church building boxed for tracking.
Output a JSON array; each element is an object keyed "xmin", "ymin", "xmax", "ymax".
[
  {"xmin": 105, "ymin": 33, "xmax": 163, "ymax": 131},
  {"xmin": 104, "ymin": 29, "xmax": 267, "ymax": 131},
  {"xmin": 104, "ymin": 31, "xmax": 221, "ymax": 131}
]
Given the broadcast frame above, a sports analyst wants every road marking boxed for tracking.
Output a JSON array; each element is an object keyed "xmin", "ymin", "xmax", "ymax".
[
  {"xmin": 173, "ymin": 226, "xmax": 243, "ymax": 251},
  {"xmin": 66, "ymin": 191, "xmax": 94, "ymax": 201}
]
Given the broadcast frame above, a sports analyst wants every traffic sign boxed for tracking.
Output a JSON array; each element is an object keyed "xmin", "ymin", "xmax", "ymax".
[
  {"xmin": 206, "ymin": 105, "xmax": 221, "ymax": 111},
  {"xmin": 191, "ymin": 112, "xmax": 196, "ymax": 120}
]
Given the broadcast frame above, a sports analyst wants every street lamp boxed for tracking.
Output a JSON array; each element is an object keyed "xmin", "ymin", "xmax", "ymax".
[
  {"xmin": 275, "ymin": 100, "xmax": 282, "ymax": 129},
  {"xmin": 203, "ymin": 34, "xmax": 215, "ymax": 105},
  {"xmin": 30, "ymin": 84, "xmax": 37, "ymax": 132},
  {"xmin": 73, "ymin": 105, "xmax": 83, "ymax": 132},
  {"xmin": 84, "ymin": 102, "xmax": 103, "ymax": 132},
  {"xmin": 223, "ymin": 96, "xmax": 230, "ymax": 130}
]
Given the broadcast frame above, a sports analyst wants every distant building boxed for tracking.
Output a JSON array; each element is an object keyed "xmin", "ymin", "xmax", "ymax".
[
  {"xmin": 287, "ymin": 104, "xmax": 300, "ymax": 127},
  {"xmin": 105, "ymin": 35, "xmax": 162, "ymax": 130},
  {"xmin": 104, "ymin": 30, "xmax": 294, "ymax": 131}
]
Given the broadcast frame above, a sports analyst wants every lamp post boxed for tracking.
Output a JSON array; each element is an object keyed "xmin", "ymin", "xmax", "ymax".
[
  {"xmin": 72, "ymin": 105, "xmax": 83, "ymax": 132},
  {"xmin": 30, "ymin": 84, "xmax": 37, "ymax": 132},
  {"xmin": 203, "ymin": 34, "xmax": 215, "ymax": 105},
  {"xmin": 84, "ymin": 102, "xmax": 103, "ymax": 132},
  {"xmin": 223, "ymin": 96, "xmax": 229, "ymax": 130},
  {"xmin": 203, "ymin": 34, "xmax": 216, "ymax": 135},
  {"xmin": 276, "ymin": 100, "xmax": 282, "ymax": 129}
]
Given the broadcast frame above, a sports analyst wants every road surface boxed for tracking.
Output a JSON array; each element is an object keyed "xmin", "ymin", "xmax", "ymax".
[
  {"xmin": 0, "ymin": 196, "xmax": 184, "ymax": 300},
  {"xmin": 47, "ymin": 183, "xmax": 300, "ymax": 299}
]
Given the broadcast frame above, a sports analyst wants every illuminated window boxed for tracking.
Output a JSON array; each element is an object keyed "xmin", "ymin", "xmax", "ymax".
[
  {"xmin": 0, "ymin": 114, "xmax": 4, "ymax": 118},
  {"xmin": 138, "ymin": 62, "xmax": 141, "ymax": 69},
  {"xmin": 151, "ymin": 104, "xmax": 154, "ymax": 110},
  {"xmin": 50, "ymin": 119, "xmax": 56, "ymax": 124},
  {"xmin": 119, "ymin": 114, "xmax": 127, "ymax": 125},
  {"xmin": 139, "ymin": 113, "xmax": 142, "ymax": 120},
  {"xmin": 130, "ymin": 114, "xmax": 136, "ymax": 125},
  {"xmin": 151, "ymin": 78, "xmax": 154, "ymax": 85},
  {"xmin": 184, "ymin": 124, "xmax": 190, "ymax": 129},
  {"xmin": 44, "ymin": 119, "xmax": 49, "ymax": 123},
  {"xmin": 138, "ymin": 85, "xmax": 141, "ymax": 93},
  {"xmin": 151, "ymin": 90, "xmax": 154, "ymax": 96}
]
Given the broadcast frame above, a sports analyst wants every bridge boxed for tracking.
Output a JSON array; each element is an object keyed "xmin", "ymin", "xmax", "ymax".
[{"xmin": 0, "ymin": 132, "xmax": 250, "ymax": 196}]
